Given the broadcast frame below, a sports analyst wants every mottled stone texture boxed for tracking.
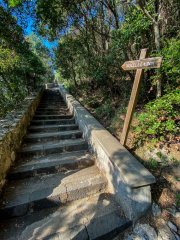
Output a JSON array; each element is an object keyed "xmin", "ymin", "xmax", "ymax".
[
  {"xmin": 0, "ymin": 90, "xmax": 43, "ymax": 191},
  {"xmin": 59, "ymin": 85, "xmax": 155, "ymax": 221}
]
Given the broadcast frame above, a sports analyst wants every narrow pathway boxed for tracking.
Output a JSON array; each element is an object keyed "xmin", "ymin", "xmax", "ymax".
[{"xmin": 0, "ymin": 89, "xmax": 131, "ymax": 240}]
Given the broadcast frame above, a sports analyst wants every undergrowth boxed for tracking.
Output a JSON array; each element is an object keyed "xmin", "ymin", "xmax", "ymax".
[{"xmin": 135, "ymin": 89, "xmax": 180, "ymax": 145}]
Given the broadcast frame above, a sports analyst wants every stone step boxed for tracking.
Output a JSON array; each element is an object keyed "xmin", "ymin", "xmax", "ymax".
[
  {"xmin": 38, "ymin": 103, "xmax": 67, "ymax": 108},
  {"xmin": 36, "ymin": 109, "xmax": 69, "ymax": 114},
  {"xmin": 25, "ymin": 130, "xmax": 82, "ymax": 143},
  {"xmin": 37, "ymin": 105, "xmax": 67, "ymax": 108},
  {"xmin": 0, "ymin": 194, "xmax": 131, "ymax": 240},
  {"xmin": 37, "ymin": 104, "xmax": 67, "ymax": 107},
  {"xmin": 8, "ymin": 151, "xmax": 94, "ymax": 180},
  {"xmin": 37, "ymin": 106, "xmax": 67, "ymax": 109},
  {"xmin": 0, "ymin": 88, "xmax": 130, "ymax": 239},
  {"xmin": 31, "ymin": 118, "xmax": 75, "ymax": 126},
  {"xmin": 37, "ymin": 106, "xmax": 68, "ymax": 110},
  {"xmin": 41, "ymin": 100, "xmax": 63, "ymax": 102},
  {"xmin": 28, "ymin": 124, "xmax": 79, "ymax": 133},
  {"xmin": 35, "ymin": 109, "xmax": 69, "ymax": 115},
  {"xmin": 33, "ymin": 114, "xmax": 73, "ymax": 120},
  {"xmin": 35, "ymin": 109, "xmax": 69, "ymax": 116},
  {"xmin": 41, "ymin": 99, "xmax": 62, "ymax": 101},
  {"xmin": 35, "ymin": 109, "xmax": 69, "ymax": 113},
  {"xmin": 39, "ymin": 102, "xmax": 65, "ymax": 104},
  {"xmin": 0, "ymin": 166, "xmax": 107, "ymax": 218},
  {"xmin": 20, "ymin": 139, "xmax": 88, "ymax": 157},
  {"xmin": 43, "ymin": 211, "xmax": 131, "ymax": 240},
  {"xmin": 38, "ymin": 100, "xmax": 65, "ymax": 103}
]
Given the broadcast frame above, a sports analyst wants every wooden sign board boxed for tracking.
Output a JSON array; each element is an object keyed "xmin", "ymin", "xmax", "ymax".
[
  {"xmin": 120, "ymin": 49, "xmax": 162, "ymax": 146},
  {"xmin": 122, "ymin": 57, "xmax": 162, "ymax": 71}
]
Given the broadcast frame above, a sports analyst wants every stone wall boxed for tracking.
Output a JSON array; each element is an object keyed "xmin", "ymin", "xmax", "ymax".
[
  {"xmin": 59, "ymin": 85, "xmax": 155, "ymax": 221},
  {"xmin": 0, "ymin": 90, "xmax": 43, "ymax": 191}
]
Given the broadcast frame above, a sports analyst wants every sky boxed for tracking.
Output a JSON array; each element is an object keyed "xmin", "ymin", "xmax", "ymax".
[
  {"xmin": 24, "ymin": 16, "xmax": 58, "ymax": 52},
  {"xmin": 0, "ymin": 0, "xmax": 58, "ymax": 52}
]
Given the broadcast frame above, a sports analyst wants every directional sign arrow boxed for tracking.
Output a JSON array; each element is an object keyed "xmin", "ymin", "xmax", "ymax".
[{"xmin": 121, "ymin": 57, "xmax": 162, "ymax": 71}]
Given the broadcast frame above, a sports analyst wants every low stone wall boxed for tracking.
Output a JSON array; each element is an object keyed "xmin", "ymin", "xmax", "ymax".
[
  {"xmin": 0, "ymin": 90, "xmax": 43, "ymax": 191},
  {"xmin": 59, "ymin": 85, "xmax": 156, "ymax": 221}
]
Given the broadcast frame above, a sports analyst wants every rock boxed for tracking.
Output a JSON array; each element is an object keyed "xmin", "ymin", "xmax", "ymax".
[
  {"xmin": 174, "ymin": 233, "xmax": 180, "ymax": 240},
  {"xmin": 152, "ymin": 202, "xmax": 161, "ymax": 217},
  {"xmin": 167, "ymin": 221, "xmax": 177, "ymax": 232},
  {"xmin": 167, "ymin": 207, "xmax": 177, "ymax": 217},
  {"xmin": 127, "ymin": 223, "xmax": 157, "ymax": 240},
  {"xmin": 127, "ymin": 233, "xmax": 144, "ymax": 240},
  {"xmin": 158, "ymin": 223, "xmax": 177, "ymax": 240},
  {"xmin": 174, "ymin": 212, "xmax": 180, "ymax": 218},
  {"xmin": 171, "ymin": 166, "xmax": 180, "ymax": 178}
]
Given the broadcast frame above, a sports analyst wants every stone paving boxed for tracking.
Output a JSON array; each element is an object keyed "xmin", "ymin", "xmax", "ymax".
[{"xmin": 0, "ymin": 89, "xmax": 132, "ymax": 239}]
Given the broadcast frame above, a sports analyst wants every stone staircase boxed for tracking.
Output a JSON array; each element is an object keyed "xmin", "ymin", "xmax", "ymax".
[{"xmin": 0, "ymin": 89, "xmax": 132, "ymax": 240}]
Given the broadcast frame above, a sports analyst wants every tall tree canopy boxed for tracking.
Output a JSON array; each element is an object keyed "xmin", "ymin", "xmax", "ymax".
[{"xmin": 34, "ymin": 0, "xmax": 179, "ymax": 97}]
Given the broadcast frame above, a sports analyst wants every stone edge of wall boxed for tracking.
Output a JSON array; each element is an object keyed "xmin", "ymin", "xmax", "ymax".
[
  {"xmin": 59, "ymin": 85, "xmax": 155, "ymax": 221},
  {"xmin": 0, "ymin": 89, "xmax": 43, "ymax": 192}
]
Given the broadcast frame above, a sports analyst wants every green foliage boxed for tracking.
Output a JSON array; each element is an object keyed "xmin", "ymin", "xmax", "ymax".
[
  {"xmin": 53, "ymin": 1, "xmax": 154, "ymax": 97},
  {"xmin": 0, "ymin": 7, "xmax": 54, "ymax": 118},
  {"xmin": 176, "ymin": 193, "xmax": 180, "ymax": 207},
  {"xmin": 161, "ymin": 38, "xmax": 180, "ymax": 89},
  {"xmin": 1, "ymin": 0, "xmax": 180, "ymax": 149},
  {"xmin": 0, "ymin": 46, "xmax": 20, "ymax": 72},
  {"xmin": 151, "ymin": 38, "xmax": 180, "ymax": 91},
  {"xmin": 8, "ymin": 0, "xmax": 22, "ymax": 7},
  {"xmin": 135, "ymin": 90, "xmax": 180, "ymax": 143},
  {"xmin": 146, "ymin": 158, "xmax": 159, "ymax": 170},
  {"xmin": 27, "ymin": 33, "xmax": 54, "ymax": 81},
  {"xmin": 50, "ymin": 0, "xmax": 179, "ymax": 147}
]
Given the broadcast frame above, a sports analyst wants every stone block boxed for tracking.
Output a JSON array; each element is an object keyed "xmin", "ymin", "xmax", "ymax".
[{"xmin": 44, "ymin": 225, "xmax": 89, "ymax": 240}]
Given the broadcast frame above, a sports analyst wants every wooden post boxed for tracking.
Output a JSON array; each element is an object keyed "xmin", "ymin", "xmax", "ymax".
[
  {"xmin": 120, "ymin": 49, "xmax": 162, "ymax": 146},
  {"xmin": 120, "ymin": 49, "xmax": 147, "ymax": 146}
]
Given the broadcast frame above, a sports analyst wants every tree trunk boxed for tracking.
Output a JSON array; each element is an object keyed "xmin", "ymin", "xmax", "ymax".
[
  {"xmin": 112, "ymin": 0, "xmax": 119, "ymax": 29},
  {"xmin": 154, "ymin": 22, "xmax": 161, "ymax": 97},
  {"xmin": 154, "ymin": 22, "xmax": 160, "ymax": 51},
  {"xmin": 135, "ymin": 2, "xmax": 162, "ymax": 97},
  {"xmin": 71, "ymin": 61, "xmax": 78, "ymax": 87}
]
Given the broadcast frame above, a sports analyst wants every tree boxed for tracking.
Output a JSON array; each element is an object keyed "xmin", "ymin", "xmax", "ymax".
[{"xmin": 0, "ymin": 5, "xmax": 53, "ymax": 117}]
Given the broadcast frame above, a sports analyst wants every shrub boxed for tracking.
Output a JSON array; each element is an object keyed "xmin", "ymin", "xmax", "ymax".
[
  {"xmin": 151, "ymin": 38, "xmax": 180, "ymax": 92},
  {"xmin": 135, "ymin": 90, "xmax": 180, "ymax": 144},
  {"xmin": 161, "ymin": 38, "xmax": 180, "ymax": 89}
]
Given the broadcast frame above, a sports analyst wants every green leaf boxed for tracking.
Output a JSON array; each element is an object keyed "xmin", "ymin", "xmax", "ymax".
[{"xmin": 8, "ymin": 0, "xmax": 22, "ymax": 7}]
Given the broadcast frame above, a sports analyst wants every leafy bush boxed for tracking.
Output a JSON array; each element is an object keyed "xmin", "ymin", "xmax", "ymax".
[
  {"xmin": 135, "ymin": 90, "xmax": 180, "ymax": 143},
  {"xmin": 151, "ymin": 38, "xmax": 180, "ymax": 92},
  {"xmin": 161, "ymin": 38, "xmax": 180, "ymax": 88}
]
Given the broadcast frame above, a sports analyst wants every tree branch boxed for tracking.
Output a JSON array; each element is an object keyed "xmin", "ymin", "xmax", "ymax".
[{"xmin": 132, "ymin": 1, "xmax": 157, "ymax": 24}]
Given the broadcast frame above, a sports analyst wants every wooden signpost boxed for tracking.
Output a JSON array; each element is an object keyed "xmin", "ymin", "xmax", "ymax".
[{"xmin": 120, "ymin": 48, "xmax": 162, "ymax": 146}]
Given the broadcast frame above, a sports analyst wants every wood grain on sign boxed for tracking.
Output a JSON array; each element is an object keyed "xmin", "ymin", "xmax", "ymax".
[{"xmin": 122, "ymin": 57, "xmax": 162, "ymax": 71}]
